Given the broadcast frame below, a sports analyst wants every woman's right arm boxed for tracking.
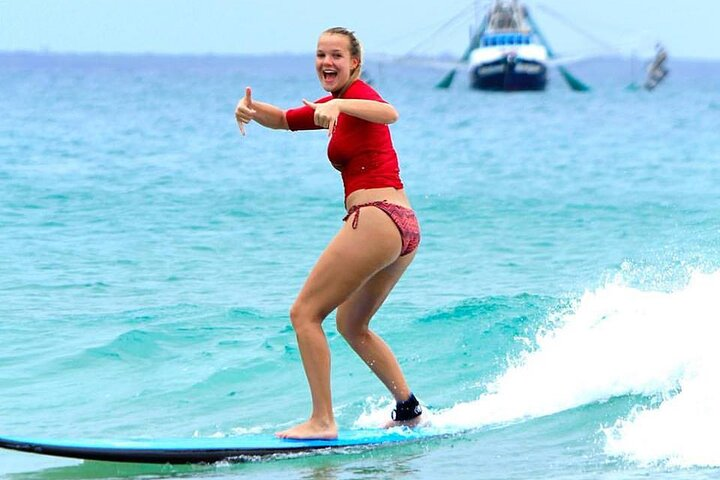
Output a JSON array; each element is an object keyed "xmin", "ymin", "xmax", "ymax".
[{"xmin": 235, "ymin": 87, "xmax": 289, "ymax": 135}]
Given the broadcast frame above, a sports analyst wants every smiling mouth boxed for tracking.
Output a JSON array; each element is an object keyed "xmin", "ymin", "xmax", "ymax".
[{"xmin": 323, "ymin": 69, "xmax": 338, "ymax": 82}]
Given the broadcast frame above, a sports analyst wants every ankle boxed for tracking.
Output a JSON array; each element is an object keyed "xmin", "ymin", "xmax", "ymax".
[
  {"xmin": 391, "ymin": 393, "xmax": 422, "ymax": 422},
  {"xmin": 310, "ymin": 414, "xmax": 336, "ymax": 428}
]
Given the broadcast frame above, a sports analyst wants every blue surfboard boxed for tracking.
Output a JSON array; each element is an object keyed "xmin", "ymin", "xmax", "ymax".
[{"xmin": 0, "ymin": 428, "xmax": 439, "ymax": 464}]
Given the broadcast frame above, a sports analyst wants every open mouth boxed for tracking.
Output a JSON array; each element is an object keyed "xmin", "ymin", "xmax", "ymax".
[{"xmin": 323, "ymin": 69, "xmax": 338, "ymax": 82}]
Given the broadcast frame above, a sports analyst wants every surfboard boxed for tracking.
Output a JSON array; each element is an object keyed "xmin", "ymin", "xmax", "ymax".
[{"xmin": 0, "ymin": 428, "xmax": 438, "ymax": 464}]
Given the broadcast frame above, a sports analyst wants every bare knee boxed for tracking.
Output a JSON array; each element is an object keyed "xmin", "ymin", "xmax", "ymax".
[
  {"xmin": 337, "ymin": 319, "xmax": 370, "ymax": 345},
  {"xmin": 289, "ymin": 301, "xmax": 326, "ymax": 335}
]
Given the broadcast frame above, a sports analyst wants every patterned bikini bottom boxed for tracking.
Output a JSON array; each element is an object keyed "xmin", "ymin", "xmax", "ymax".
[{"xmin": 343, "ymin": 200, "xmax": 420, "ymax": 257}]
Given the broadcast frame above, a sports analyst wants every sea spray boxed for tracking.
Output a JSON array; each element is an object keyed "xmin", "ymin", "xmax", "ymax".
[{"xmin": 603, "ymin": 270, "xmax": 720, "ymax": 467}]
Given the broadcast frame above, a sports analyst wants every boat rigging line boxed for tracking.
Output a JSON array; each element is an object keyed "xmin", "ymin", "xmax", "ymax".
[{"xmin": 535, "ymin": 3, "xmax": 622, "ymax": 55}]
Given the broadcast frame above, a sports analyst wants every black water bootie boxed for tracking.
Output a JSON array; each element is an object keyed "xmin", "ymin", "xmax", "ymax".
[{"xmin": 391, "ymin": 393, "xmax": 422, "ymax": 422}]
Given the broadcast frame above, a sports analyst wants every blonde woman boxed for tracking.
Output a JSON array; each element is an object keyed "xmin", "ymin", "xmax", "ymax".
[{"xmin": 235, "ymin": 27, "xmax": 422, "ymax": 440}]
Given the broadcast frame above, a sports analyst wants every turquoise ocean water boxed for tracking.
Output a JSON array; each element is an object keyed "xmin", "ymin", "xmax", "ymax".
[{"xmin": 1, "ymin": 52, "xmax": 720, "ymax": 478}]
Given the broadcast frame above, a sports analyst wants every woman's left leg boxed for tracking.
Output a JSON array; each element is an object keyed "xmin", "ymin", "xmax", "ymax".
[
  {"xmin": 336, "ymin": 251, "xmax": 416, "ymax": 401},
  {"xmin": 336, "ymin": 251, "xmax": 423, "ymax": 426}
]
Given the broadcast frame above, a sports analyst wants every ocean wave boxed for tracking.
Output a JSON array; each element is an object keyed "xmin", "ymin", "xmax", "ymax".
[
  {"xmin": 85, "ymin": 328, "xmax": 171, "ymax": 361},
  {"xmin": 362, "ymin": 268, "xmax": 720, "ymax": 468},
  {"xmin": 601, "ymin": 270, "xmax": 720, "ymax": 467}
]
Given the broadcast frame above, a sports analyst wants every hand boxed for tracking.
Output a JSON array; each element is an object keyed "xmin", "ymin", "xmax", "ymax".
[
  {"xmin": 303, "ymin": 99, "xmax": 340, "ymax": 137},
  {"xmin": 235, "ymin": 87, "xmax": 256, "ymax": 136}
]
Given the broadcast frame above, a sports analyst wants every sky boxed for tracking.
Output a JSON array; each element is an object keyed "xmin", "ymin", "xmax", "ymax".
[{"xmin": 0, "ymin": 0, "xmax": 718, "ymax": 60}]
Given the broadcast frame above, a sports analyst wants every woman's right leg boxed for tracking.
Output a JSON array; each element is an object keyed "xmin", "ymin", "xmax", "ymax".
[{"xmin": 276, "ymin": 208, "xmax": 403, "ymax": 439}]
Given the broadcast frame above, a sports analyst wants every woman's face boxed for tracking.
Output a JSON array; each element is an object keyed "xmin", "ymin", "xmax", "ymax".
[{"xmin": 315, "ymin": 33, "xmax": 359, "ymax": 93}]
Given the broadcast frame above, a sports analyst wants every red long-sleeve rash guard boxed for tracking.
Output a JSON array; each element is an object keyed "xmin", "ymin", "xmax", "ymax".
[{"xmin": 285, "ymin": 79, "xmax": 404, "ymax": 199}]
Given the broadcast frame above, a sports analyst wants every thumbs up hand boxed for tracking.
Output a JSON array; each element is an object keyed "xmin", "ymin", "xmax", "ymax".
[
  {"xmin": 303, "ymin": 99, "xmax": 340, "ymax": 137},
  {"xmin": 235, "ymin": 87, "xmax": 256, "ymax": 136}
]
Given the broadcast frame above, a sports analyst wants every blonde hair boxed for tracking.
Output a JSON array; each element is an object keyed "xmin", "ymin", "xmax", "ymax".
[{"xmin": 322, "ymin": 27, "xmax": 363, "ymax": 81}]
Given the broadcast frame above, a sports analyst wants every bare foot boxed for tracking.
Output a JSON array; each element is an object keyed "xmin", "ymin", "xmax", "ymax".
[
  {"xmin": 275, "ymin": 419, "xmax": 338, "ymax": 440},
  {"xmin": 383, "ymin": 412, "xmax": 426, "ymax": 429}
]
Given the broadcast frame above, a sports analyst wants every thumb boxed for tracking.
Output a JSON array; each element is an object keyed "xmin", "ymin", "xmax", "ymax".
[
  {"xmin": 245, "ymin": 87, "xmax": 253, "ymax": 106},
  {"xmin": 302, "ymin": 99, "xmax": 317, "ymax": 109}
]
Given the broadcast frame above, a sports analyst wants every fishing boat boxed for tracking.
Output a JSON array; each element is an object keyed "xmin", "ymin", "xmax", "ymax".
[
  {"xmin": 435, "ymin": 1, "xmax": 590, "ymax": 92},
  {"xmin": 468, "ymin": 0, "xmax": 547, "ymax": 91}
]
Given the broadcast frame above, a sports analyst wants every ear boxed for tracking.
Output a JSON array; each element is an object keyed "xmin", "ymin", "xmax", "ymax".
[{"xmin": 351, "ymin": 57, "xmax": 360, "ymax": 71}]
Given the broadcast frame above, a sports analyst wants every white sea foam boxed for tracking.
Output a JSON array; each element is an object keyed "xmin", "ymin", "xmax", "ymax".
[{"xmin": 359, "ymin": 269, "xmax": 720, "ymax": 467}]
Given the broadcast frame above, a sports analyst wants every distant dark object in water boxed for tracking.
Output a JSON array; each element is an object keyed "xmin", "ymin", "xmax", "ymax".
[{"xmin": 644, "ymin": 43, "xmax": 669, "ymax": 91}]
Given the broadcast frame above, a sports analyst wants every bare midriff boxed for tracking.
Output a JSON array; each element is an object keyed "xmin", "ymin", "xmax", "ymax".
[{"xmin": 345, "ymin": 187, "xmax": 411, "ymax": 211}]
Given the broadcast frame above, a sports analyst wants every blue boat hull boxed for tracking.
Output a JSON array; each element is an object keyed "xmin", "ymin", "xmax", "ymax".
[{"xmin": 470, "ymin": 56, "xmax": 547, "ymax": 91}]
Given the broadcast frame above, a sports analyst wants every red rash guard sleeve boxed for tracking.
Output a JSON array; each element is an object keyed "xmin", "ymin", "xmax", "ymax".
[{"xmin": 285, "ymin": 95, "xmax": 333, "ymax": 131}]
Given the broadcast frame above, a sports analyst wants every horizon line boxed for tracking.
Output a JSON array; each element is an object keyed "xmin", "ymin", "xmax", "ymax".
[{"xmin": 1, "ymin": 49, "xmax": 719, "ymax": 63}]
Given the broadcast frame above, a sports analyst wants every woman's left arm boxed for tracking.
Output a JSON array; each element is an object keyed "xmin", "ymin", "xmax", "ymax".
[{"xmin": 332, "ymin": 99, "xmax": 399, "ymax": 124}]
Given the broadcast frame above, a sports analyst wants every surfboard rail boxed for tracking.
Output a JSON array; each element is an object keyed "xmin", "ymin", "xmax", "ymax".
[{"xmin": 0, "ymin": 428, "xmax": 440, "ymax": 464}]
